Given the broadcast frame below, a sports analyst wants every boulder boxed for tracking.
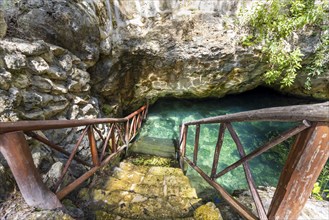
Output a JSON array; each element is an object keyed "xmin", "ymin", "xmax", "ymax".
[
  {"xmin": 7, "ymin": 0, "xmax": 103, "ymax": 67},
  {"xmin": 194, "ymin": 202, "xmax": 223, "ymax": 220}
]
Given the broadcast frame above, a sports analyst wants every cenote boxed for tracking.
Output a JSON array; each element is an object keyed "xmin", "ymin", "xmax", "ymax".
[{"xmin": 137, "ymin": 87, "xmax": 317, "ymax": 196}]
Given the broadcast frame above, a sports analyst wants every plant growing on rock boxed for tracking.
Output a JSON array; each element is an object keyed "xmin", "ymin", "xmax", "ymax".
[
  {"xmin": 241, "ymin": 0, "xmax": 328, "ymax": 88},
  {"xmin": 312, "ymin": 164, "xmax": 329, "ymax": 201}
]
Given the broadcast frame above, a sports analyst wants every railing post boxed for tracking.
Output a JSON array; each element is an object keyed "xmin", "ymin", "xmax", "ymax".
[
  {"xmin": 211, "ymin": 123, "xmax": 226, "ymax": 179},
  {"xmin": 193, "ymin": 124, "xmax": 200, "ymax": 165},
  {"xmin": 125, "ymin": 120, "xmax": 130, "ymax": 145},
  {"xmin": 88, "ymin": 126, "xmax": 100, "ymax": 166},
  {"xmin": 0, "ymin": 131, "xmax": 62, "ymax": 209},
  {"xmin": 179, "ymin": 125, "xmax": 188, "ymax": 171},
  {"xmin": 268, "ymin": 122, "xmax": 329, "ymax": 220}
]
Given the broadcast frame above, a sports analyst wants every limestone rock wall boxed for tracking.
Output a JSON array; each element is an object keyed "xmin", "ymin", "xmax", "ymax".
[
  {"xmin": 89, "ymin": 0, "xmax": 328, "ymax": 109},
  {"xmin": 0, "ymin": 38, "xmax": 100, "ymax": 121},
  {"xmin": 0, "ymin": 38, "xmax": 101, "ymax": 194},
  {"xmin": 0, "ymin": 9, "xmax": 7, "ymax": 39},
  {"xmin": 2, "ymin": 0, "xmax": 329, "ymax": 111}
]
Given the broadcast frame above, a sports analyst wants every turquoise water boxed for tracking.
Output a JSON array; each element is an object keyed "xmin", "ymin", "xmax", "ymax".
[{"xmin": 138, "ymin": 88, "xmax": 315, "ymax": 196}]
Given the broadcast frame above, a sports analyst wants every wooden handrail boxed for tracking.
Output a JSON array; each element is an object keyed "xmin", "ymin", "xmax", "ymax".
[
  {"xmin": 0, "ymin": 104, "xmax": 149, "ymax": 134},
  {"xmin": 0, "ymin": 118, "xmax": 127, "ymax": 134},
  {"xmin": 124, "ymin": 104, "xmax": 148, "ymax": 120},
  {"xmin": 0, "ymin": 104, "xmax": 149, "ymax": 209},
  {"xmin": 178, "ymin": 102, "xmax": 329, "ymax": 220},
  {"xmin": 184, "ymin": 101, "xmax": 329, "ymax": 125}
]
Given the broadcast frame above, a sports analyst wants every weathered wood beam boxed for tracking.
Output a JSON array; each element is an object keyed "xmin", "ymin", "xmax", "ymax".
[
  {"xmin": 0, "ymin": 105, "xmax": 148, "ymax": 134},
  {"xmin": 268, "ymin": 122, "xmax": 329, "ymax": 219},
  {"xmin": 227, "ymin": 123, "xmax": 268, "ymax": 220},
  {"xmin": 214, "ymin": 121, "xmax": 310, "ymax": 179},
  {"xmin": 0, "ymin": 118, "xmax": 127, "ymax": 134},
  {"xmin": 111, "ymin": 125, "xmax": 117, "ymax": 153},
  {"xmin": 57, "ymin": 144, "xmax": 126, "ymax": 200},
  {"xmin": 124, "ymin": 105, "xmax": 147, "ymax": 120},
  {"xmin": 93, "ymin": 125, "xmax": 105, "ymax": 142},
  {"xmin": 125, "ymin": 120, "xmax": 130, "ymax": 145},
  {"xmin": 100, "ymin": 124, "xmax": 113, "ymax": 162},
  {"xmin": 0, "ymin": 131, "xmax": 62, "ymax": 209},
  {"xmin": 185, "ymin": 102, "xmax": 329, "ymax": 125},
  {"xmin": 114, "ymin": 123, "xmax": 125, "ymax": 145},
  {"xmin": 184, "ymin": 157, "xmax": 258, "ymax": 220},
  {"xmin": 88, "ymin": 126, "xmax": 100, "ymax": 166},
  {"xmin": 210, "ymin": 123, "xmax": 226, "ymax": 179},
  {"xmin": 129, "ymin": 116, "xmax": 136, "ymax": 138},
  {"xmin": 193, "ymin": 124, "xmax": 200, "ymax": 165},
  {"xmin": 25, "ymin": 131, "xmax": 91, "ymax": 167},
  {"xmin": 180, "ymin": 125, "xmax": 188, "ymax": 158},
  {"xmin": 179, "ymin": 125, "xmax": 188, "ymax": 170},
  {"xmin": 53, "ymin": 126, "xmax": 89, "ymax": 192}
]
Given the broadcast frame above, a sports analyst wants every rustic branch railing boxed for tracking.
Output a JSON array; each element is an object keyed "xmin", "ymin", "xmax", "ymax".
[
  {"xmin": 178, "ymin": 101, "xmax": 329, "ymax": 220},
  {"xmin": 0, "ymin": 104, "xmax": 148, "ymax": 209}
]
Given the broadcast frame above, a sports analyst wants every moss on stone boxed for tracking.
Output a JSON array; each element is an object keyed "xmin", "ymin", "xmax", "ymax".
[
  {"xmin": 95, "ymin": 210, "xmax": 121, "ymax": 220},
  {"xmin": 77, "ymin": 188, "xmax": 90, "ymax": 201},
  {"xmin": 130, "ymin": 155, "xmax": 177, "ymax": 167},
  {"xmin": 194, "ymin": 202, "xmax": 223, "ymax": 220}
]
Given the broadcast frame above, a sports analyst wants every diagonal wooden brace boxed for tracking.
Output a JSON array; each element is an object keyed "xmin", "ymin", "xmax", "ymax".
[{"xmin": 0, "ymin": 131, "xmax": 62, "ymax": 209}]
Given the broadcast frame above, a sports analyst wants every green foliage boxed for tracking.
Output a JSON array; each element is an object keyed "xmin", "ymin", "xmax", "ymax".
[
  {"xmin": 312, "ymin": 164, "xmax": 329, "ymax": 200},
  {"xmin": 305, "ymin": 31, "xmax": 329, "ymax": 89},
  {"xmin": 242, "ymin": 0, "xmax": 328, "ymax": 88}
]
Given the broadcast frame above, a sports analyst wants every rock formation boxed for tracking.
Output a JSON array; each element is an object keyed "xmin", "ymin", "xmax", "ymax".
[
  {"xmin": 0, "ymin": 1, "xmax": 328, "ymax": 218},
  {"xmin": 0, "ymin": 38, "xmax": 99, "ymax": 121},
  {"xmin": 1, "ymin": 0, "xmax": 327, "ymax": 113},
  {"xmin": 0, "ymin": 10, "xmax": 7, "ymax": 39}
]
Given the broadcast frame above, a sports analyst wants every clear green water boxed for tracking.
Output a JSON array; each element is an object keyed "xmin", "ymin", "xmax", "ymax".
[{"xmin": 138, "ymin": 88, "xmax": 315, "ymax": 196}]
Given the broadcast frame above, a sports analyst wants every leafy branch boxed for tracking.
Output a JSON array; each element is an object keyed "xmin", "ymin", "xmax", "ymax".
[{"xmin": 241, "ymin": 0, "xmax": 328, "ymax": 88}]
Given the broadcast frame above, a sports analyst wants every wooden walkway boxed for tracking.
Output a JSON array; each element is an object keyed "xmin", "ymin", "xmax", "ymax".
[{"xmin": 0, "ymin": 101, "xmax": 328, "ymax": 220}]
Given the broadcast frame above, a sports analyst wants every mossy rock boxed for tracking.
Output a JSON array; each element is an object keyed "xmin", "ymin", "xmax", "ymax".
[
  {"xmin": 129, "ymin": 155, "xmax": 177, "ymax": 167},
  {"xmin": 194, "ymin": 202, "xmax": 223, "ymax": 220},
  {"xmin": 95, "ymin": 210, "xmax": 125, "ymax": 220}
]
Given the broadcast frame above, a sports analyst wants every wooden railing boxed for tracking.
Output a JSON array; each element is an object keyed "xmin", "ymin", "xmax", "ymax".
[
  {"xmin": 0, "ymin": 104, "xmax": 148, "ymax": 209},
  {"xmin": 178, "ymin": 102, "xmax": 329, "ymax": 220}
]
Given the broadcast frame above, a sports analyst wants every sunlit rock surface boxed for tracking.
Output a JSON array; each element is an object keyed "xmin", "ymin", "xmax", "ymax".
[
  {"xmin": 0, "ymin": 1, "xmax": 328, "ymax": 218},
  {"xmin": 3, "ymin": 0, "xmax": 328, "ymax": 112},
  {"xmin": 0, "ymin": 38, "xmax": 99, "ymax": 121},
  {"xmin": 0, "ymin": 9, "xmax": 6, "ymax": 39},
  {"xmin": 233, "ymin": 186, "xmax": 329, "ymax": 220},
  {"xmin": 194, "ymin": 202, "xmax": 223, "ymax": 220},
  {"xmin": 0, "ymin": 38, "xmax": 101, "ymax": 197},
  {"xmin": 0, "ymin": 193, "xmax": 73, "ymax": 220},
  {"xmin": 77, "ymin": 155, "xmax": 207, "ymax": 219}
]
